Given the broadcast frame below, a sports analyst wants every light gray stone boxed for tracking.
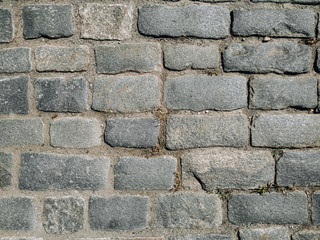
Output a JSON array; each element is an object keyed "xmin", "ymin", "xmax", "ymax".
[
  {"xmin": 138, "ymin": 5, "xmax": 230, "ymax": 38},
  {"xmin": 0, "ymin": 152, "xmax": 12, "ymax": 188},
  {"xmin": 312, "ymin": 191, "xmax": 320, "ymax": 224},
  {"xmin": 166, "ymin": 114, "xmax": 248, "ymax": 150},
  {"xmin": 0, "ymin": 9, "xmax": 13, "ymax": 42},
  {"xmin": 251, "ymin": 0, "xmax": 320, "ymax": 4},
  {"xmin": 165, "ymin": 75, "xmax": 247, "ymax": 111},
  {"xmin": 316, "ymin": 48, "xmax": 320, "ymax": 72},
  {"xmin": 0, "ymin": 48, "xmax": 31, "ymax": 73},
  {"xmin": 228, "ymin": 192, "xmax": 308, "ymax": 225},
  {"xmin": 169, "ymin": 234, "xmax": 234, "ymax": 240},
  {"xmin": 239, "ymin": 227, "xmax": 290, "ymax": 240},
  {"xmin": 293, "ymin": 231, "xmax": 320, "ymax": 240},
  {"xmin": 223, "ymin": 42, "xmax": 312, "ymax": 74},
  {"xmin": 1, "ymin": 238, "xmax": 43, "ymax": 240},
  {"xmin": 182, "ymin": 148, "xmax": 274, "ymax": 190},
  {"xmin": 92, "ymin": 75, "xmax": 160, "ymax": 113}
]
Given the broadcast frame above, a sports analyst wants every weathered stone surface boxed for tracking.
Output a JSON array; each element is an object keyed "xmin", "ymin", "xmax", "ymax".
[
  {"xmin": 1, "ymin": 238, "xmax": 43, "ymax": 240},
  {"xmin": 182, "ymin": 148, "xmax": 274, "ymax": 190},
  {"xmin": 239, "ymin": 227, "xmax": 290, "ymax": 240},
  {"xmin": 315, "ymin": 48, "xmax": 320, "ymax": 72},
  {"xmin": 95, "ymin": 43, "xmax": 161, "ymax": 74},
  {"xmin": 0, "ymin": 48, "xmax": 31, "ymax": 73},
  {"xmin": 312, "ymin": 191, "xmax": 320, "ymax": 224},
  {"xmin": 0, "ymin": 76, "xmax": 29, "ymax": 114},
  {"xmin": 43, "ymin": 197, "xmax": 84, "ymax": 234},
  {"xmin": 34, "ymin": 77, "xmax": 87, "ymax": 112},
  {"xmin": 119, "ymin": 238, "xmax": 164, "ymax": 240},
  {"xmin": 163, "ymin": 44, "xmax": 219, "ymax": 70},
  {"xmin": 0, "ymin": 9, "xmax": 13, "ymax": 42},
  {"xmin": 252, "ymin": 114, "xmax": 320, "ymax": 147},
  {"xmin": 0, "ymin": 118, "xmax": 43, "ymax": 146},
  {"xmin": 50, "ymin": 118, "xmax": 101, "ymax": 148},
  {"xmin": 23, "ymin": 4, "xmax": 74, "ymax": 39},
  {"xmin": 80, "ymin": 3, "xmax": 133, "ymax": 40},
  {"xmin": 223, "ymin": 42, "xmax": 312, "ymax": 74},
  {"xmin": 251, "ymin": 0, "xmax": 320, "ymax": 4},
  {"xmin": 138, "ymin": 5, "xmax": 230, "ymax": 38},
  {"xmin": 89, "ymin": 195, "xmax": 149, "ymax": 230},
  {"xmin": 165, "ymin": 75, "xmax": 247, "ymax": 111},
  {"xmin": 157, "ymin": 193, "xmax": 222, "ymax": 228},
  {"xmin": 92, "ymin": 75, "xmax": 160, "ymax": 113},
  {"xmin": 228, "ymin": 192, "xmax": 308, "ymax": 225},
  {"xmin": 0, "ymin": 197, "xmax": 36, "ymax": 230},
  {"xmin": 293, "ymin": 231, "xmax": 320, "ymax": 240},
  {"xmin": 114, "ymin": 156, "xmax": 177, "ymax": 190},
  {"xmin": 0, "ymin": 152, "xmax": 12, "ymax": 188},
  {"xmin": 232, "ymin": 9, "xmax": 315, "ymax": 38},
  {"xmin": 169, "ymin": 234, "xmax": 233, "ymax": 240},
  {"xmin": 105, "ymin": 117, "xmax": 160, "ymax": 148},
  {"xmin": 19, "ymin": 152, "xmax": 110, "ymax": 191},
  {"xmin": 250, "ymin": 76, "xmax": 317, "ymax": 110},
  {"xmin": 35, "ymin": 46, "xmax": 89, "ymax": 72},
  {"xmin": 166, "ymin": 115, "xmax": 248, "ymax": 150}
]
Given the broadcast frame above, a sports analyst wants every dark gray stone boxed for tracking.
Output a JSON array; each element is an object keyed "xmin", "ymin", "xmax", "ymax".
[
  {"xmin": 89, "ymin": 195, "xmax": 149, "ymax": 230},
  {"xmin": 228, "ymin": 192, "xmax": 308, "ymax": 225},
  {"xmin": 239, "ymin": 227, "xmax": 290, "ymax": 240},
  {"xmin": 114, "ymin": 156, "xmax": 177, "ymax": 190},
  {"xmin": 316, "ymin": 48, "xmax": 320, "ymax": 72},
  {"xmin": 0, "ymin": 9, "xmax": 13, "ymax": 42},
  {"xmin": 23, "ymin": 4, "xmax": 74, "ymax": 39},
  {"xmin": 293, "ymin": 231, "xmax": 320, "ymax": 240},
  {"xmin": 34, "ymin": 77, "xmax": 87, "ymax": 112},
  {"xmin": 0, "ymin": 48, "xmax": 31, "ymax": 73},
  {"xmin": 312, "ymin": 191, "xmax": 320, "ymax": 224},
  {"xmin": 0, "ymin": 152, "xmax": 12, "ymax": 188},
  {"xmin": 223, "ymin": 42, "xmax": 312, "ymax": 74},
  {"xmin": 165, "ymin": 75, "xmax": 247, "ymax": 111},
  {"xmin": 105, "ymin": 117, "xmax": 160, "ymax": 148},
  {"xmin": 43, "ymin": 197, "xmax": 84, "ymax": 234},
  {"xmin": 138, "ymin": 5, "xmax": 230, "ymax": 38},
  {"xmin": 19, "ymin": 152, "xmax": 110, "ymax": 191},
  {"xmin": 169, "ymin": 234, "xmax": 234, "ymax": 240},
  {"xmin": 0, "ymin": 76, "xmax": 29, "ymax": 114}
]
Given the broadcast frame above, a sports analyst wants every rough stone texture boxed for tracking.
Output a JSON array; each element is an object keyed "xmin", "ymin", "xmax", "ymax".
[
  {"xmin": 1, "ymin": 238, "xmax": 43, "ymax": 240},
  {"xmin": 182, "ymin": 148, "xmax": 274, "ymax": 190},
  {"xmin": 114, "ymin": 156, "xmax": 177, "ymax": 190},
  {"xmin": 35, "ymin": 46, "xmax": 89, "ymax": 72},
  {"xmin": 0, "ymin": 118, "xmax": 43, "ymax": 146},
  {"xmin": 0, "ymin": 48, "xmax": 31, "ymax": 73},
  {"xmin": 19, "ymin": 152, "xmax": 110, "ymax": 191},
  {"xmin": 0, "ymin": 197, "xmax": 36, "ymax": 230},
  {"xmin": 165, "ymin": 75, "xmax": 247, "ymax": 111},
  {"xmin": 252, "ymin": 114, "xmax": 320, "ymax": 147},
  {"xmin": 23, "ymin": 4, "xmax": 74, "ymax": 39},
  {"xmin": 232, "ymin": 9, "xmax": 315, "ymax": 37},
  {"xmin": 312, "ymin": 191, "xmax": 320, "ymax": 224},
  {"xmin": 251, "ymin": 0, "xmax": 320, "ymax": 4},
  {"xmin": 95, "ymin": 43, "xmax": 161, "ymax": 74},
  {"xmin": 157, "ymin": 193, "xmax": 222, "ymax": 228},
  {"xmin": 92, "ymin": 75, "xmax": 160, "ymax": 113},
  {"xmin": 163, "ymin": 44, "xmax": 219, "ymax": 70},
  {"xmin": 293, "ymin": 231, "xmax": 320, "ymax": 240},
  {"xmin": 105, "ymin": 117, "xmax": 160, "ymax": 148},
  {"xmin": 0, "ymin": 152, "xmax": 12, "ymax": 188},
  {"xmin": 0, "ymin": 76, "xmax": 29, "ymax": 114},
  {"xmin": 0, "ymin": 9, "xmax": 13, "ymax": 43},
  {"xmin": 223, "ymin": 42, "xmax": 312, "ymax": 74},
  {"xmin": 169, "ymin": 234, "xmax": 233, "ymax": 240},
  {"xmin": 228, "ymin": 192, "xmax": 308, "ymax": 225},
  {"xmin": 34, "ymin": 77, "xmax": 87, "ymax": 112},
  {"xmin": 239, "ymin": 227, "xmax": 290, "ymax": 240},
  {"xmin": 50, "ymin": 118, "xmax": 101, "ymax": 148},
  {"xmin": 89, "ymin": 195, "xmax": 149, "ymax": 231},
  {"xmin": 80, "ymin": 3, "xmax": 133, "ymax": 40},
  {"xmin": 43, "ymin": 197, "xmax": 84, "ymax": 234},
  {"xmin": 250, "ymin": 76, "xmax": 317, "ymax": 110},
  {"xmin": 138, "ymin": 5, "xmax": 230, "ymax": 38},
  {"xmin": 166, "ymin": 115, "xmax": 248, "ymax": 150},
  {"xmin": 315, "ymin": 48, "xmax": 320, "ymax": 72},
  {"xmin": 119, "ymin": 238, "xmax": 164, "ymax": 240}
]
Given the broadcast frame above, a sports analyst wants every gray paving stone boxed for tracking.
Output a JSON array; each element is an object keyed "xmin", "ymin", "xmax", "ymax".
[
  {"xmin": 228, "ymin": 192, "xmax": 308, "ymax": 225},
  {"xmin": 35, "ymin": 46, "xmax": 89, "ymax": 72},
  {"xmin": 1, "ymin": 238, "xmax": 43, "ymax": 240},
  {"xmin": 0, "ymin": 118, "xmax": 43, "ymax": 146},
  {"xmin": 252, "ymin": 114, "xmax": 320, "ymax": 147},
  {"xmin": 95, "ymin": 43, "xmax": 161, "ymax": 74},
  {"xmin": 92, "ymin": 75, "xmax": 160, "ymax": 113},
  {"xmin": 169, "ymin": 234, "xmax": 234, "ymax": 240},
  {"xmin": 239, "ymin": 227, "xmax": 290, "ymax": 240},
  {"xmin": 315, "ymin": 48, "xmax": 320, "ymax": 72},
  {"xmin": 105, "ymin": 117, "xmax": 160, "ymax": 148},
  {"xmin": 223, "ymin": 42, "xmax": 312, "ymax": 74},
  {"xmin": 138, "ymin": 5, "xmax": 230, "ymax": 38},
  {"xmin": 0, "ymin": 48, "xmax": 31, "ymax": 73},
  {"xmin": 34, "ymin": 77, "xmax": 87, "ymax": 112},
  {"xmin": 165, "ymin": 75, "xmax": 247, "ymax": 111},
  {"xmin": 157, "ymin": 193, "xmax": 222, "ymax": 228},
  {"xmin": 293, "ymin": 231, "xmax": 320, "ymax": 240},
  {"xmin": 0, "ymin": 152, "xmax": 12, "ymax": 188},
  {"xmin": 0, "ymin": 76, "xmax": 29, "ymax": 114},
  {"xmin": 182, "ymin": 148, "xmax": 274, "ymax": 190},
  {"xmin": 50, "ymin": 118, "xmax": 101, "ymax": 148},
  {"xmin": 23, "ymin": 4, "xmax": 74, "ymax": 39},
  {"xmin": 89, "ymin": 195, "xmax": 149, "ymax": 230},
  {"xmin": 43, "ymin": 197, "xmax": 84, "ymax": 234},
  {"xmin": 250, "ymin": 76, "xmax": 317, "ymax": 110},
  {"xmin": 80, "ymin": 3, "xmax": 133, "ymax": 40},
  {"xmin": 114, "ymin": 156, "xmax": 177, "ymax": 190},
  {"xmin": 251, "ymin": 0, "xmax": 320, "ymax": 3},
  {"xmin": 0, "ymin": 9, "xmax": 13, "ymax": 42},
  {"xmin": 312, "ymin": 191, "xmax": 320, "ymax": 224},
  {"xmin": 166, "ymin": 114, "xmax": 248, "ymax": 150},
  {"xmin": 19, "ymin": 152, "xmax": 110, "ymax": 191}
]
